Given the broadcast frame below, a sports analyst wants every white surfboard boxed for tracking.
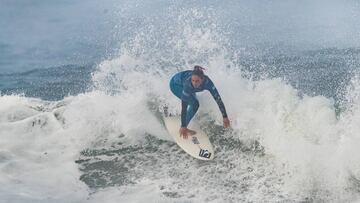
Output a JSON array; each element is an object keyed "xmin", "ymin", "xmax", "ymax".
[{"xmin": 163, "ymin": 116, "xmax": 214, "ymax": 160}]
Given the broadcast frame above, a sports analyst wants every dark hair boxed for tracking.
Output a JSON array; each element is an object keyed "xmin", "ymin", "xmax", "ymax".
[{"xmin": 192, "ymin": 65, "xmax": 205, "ymax": 78}]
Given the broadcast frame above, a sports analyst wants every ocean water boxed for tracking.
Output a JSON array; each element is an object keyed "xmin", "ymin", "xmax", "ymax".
[{"xmin": 1, "ymin": 0, "xmax": 360, "ymax": 202}]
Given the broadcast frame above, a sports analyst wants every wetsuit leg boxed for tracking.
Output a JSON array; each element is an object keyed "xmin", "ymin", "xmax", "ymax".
[{"xmin": 185, "ymin": 99, "xmax": 199, "ymax": 126}]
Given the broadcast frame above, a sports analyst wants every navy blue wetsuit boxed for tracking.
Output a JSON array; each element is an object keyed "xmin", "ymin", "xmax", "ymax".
[{"xmin": 169, "ymin": 70, "xmax": 228, "ymax": 127}]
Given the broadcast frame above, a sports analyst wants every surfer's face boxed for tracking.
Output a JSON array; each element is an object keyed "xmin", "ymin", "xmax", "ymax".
[{"xmin": 191, "ymin": 75, "xmax": 203, "ymax": 88}]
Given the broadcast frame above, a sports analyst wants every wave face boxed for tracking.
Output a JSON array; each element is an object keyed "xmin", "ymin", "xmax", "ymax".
[{"xmin": 1, "ymin": 1, "xmax": 360, "ymax": 202}]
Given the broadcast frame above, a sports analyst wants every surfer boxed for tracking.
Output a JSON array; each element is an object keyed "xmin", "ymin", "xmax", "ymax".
[{"xmin": 169, "ymin": 65, "xmax": 230, "ymax": 139}]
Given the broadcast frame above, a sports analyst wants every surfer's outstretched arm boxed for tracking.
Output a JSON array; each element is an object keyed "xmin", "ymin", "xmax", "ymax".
[{"xmin": 206, "ymin": 79, "xmax": 230, "ymax": 128}]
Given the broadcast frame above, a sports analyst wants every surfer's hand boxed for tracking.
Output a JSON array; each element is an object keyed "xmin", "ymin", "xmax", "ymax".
[
  {"xmin": 179, "ymin": 127, "xmax": 189, "ymax": 139},
  {"xmin": 223, "ymin": 117, "xmax": 230, "ymax": 128}
]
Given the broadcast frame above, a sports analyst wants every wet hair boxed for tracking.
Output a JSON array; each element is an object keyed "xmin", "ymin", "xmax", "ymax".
[{"xmin": 192, "ymin": 65, "xmax": 205, "ymax": 78}]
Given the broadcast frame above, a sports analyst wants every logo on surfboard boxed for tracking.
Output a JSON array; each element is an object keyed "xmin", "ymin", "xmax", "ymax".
[{"xmin": 199, "ymin": 149, "xmax": 211, "ymax": 159}]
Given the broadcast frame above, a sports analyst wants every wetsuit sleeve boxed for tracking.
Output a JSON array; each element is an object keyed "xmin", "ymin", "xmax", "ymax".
[
  {"xmin": 206, "ymin": 79, "xmax": 228, "ymax": 118},
  {"xmin": 180, "ymin": 85, "xmax": 196, "ymax": 127},
  {"xmin": 181, "ymin": 100, "xmax": 188, "ymax": 127}
]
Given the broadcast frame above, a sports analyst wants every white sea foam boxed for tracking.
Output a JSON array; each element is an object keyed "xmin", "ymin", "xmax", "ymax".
[{"xmin": 2, "ymin": 62, "xmax": 360, "ymax": 202}]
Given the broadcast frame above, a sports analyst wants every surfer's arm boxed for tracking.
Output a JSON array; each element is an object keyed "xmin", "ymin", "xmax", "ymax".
[
  {"xmin": 207, "ymin": 81, "xmax": 228, "ymax": 118},
  {"xmin": 180, "ymin": 87, "xmax": 192, "ymax": 127},
  {"xmin": 181, "ymin": 100, "xmax": 188, "ymax": 127},
  {"xmin": 180, "ymin": 86, "xmax": 197, "ymax": 127}
]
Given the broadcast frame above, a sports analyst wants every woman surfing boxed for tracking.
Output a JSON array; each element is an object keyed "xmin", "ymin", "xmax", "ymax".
[{"xmin": 169, "ymin": 66, "xmax": 230, "ymax": 139}]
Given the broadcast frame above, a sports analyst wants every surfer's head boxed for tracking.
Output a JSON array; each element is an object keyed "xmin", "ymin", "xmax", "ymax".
[{"xmin": 192, "ymin": 65, "xmax": 205, "ymax": 88}]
